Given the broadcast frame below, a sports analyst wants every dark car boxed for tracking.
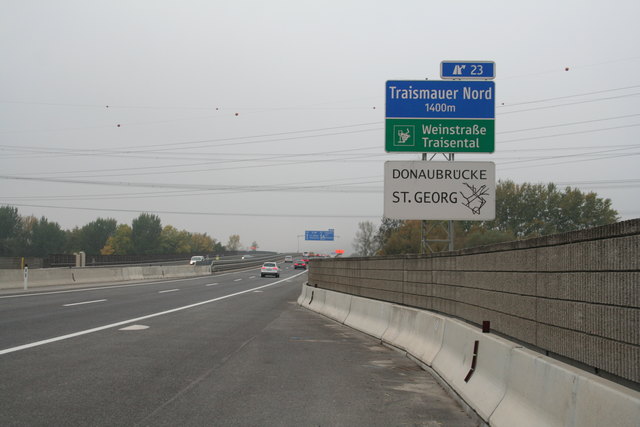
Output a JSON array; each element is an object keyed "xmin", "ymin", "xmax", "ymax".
[{"xmin": 293, "ymin": 260, "xmax": 307, "ymax": 269}]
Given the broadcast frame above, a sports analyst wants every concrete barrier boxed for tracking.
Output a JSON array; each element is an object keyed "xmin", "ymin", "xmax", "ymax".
[
  {"xmin": 430, "ymin": 318, "xmax": 518, "ymax": 421},
  {"xmin": 298, "ymin": 287, "xmax": 640, "ymax": 427},
  {"xmin": 490, "ymin": 347, "xmax": 640, "ymax": 427},
  {"xmin": 382, "ymin": 305, "xmax": 446, "ymax": 365},
  {"xmin": 343, "ymin": 295, "xmax": 392, "ymax": 339},
  {"xmin": 0, "ymin": 268, "xmax": 78, "ymax": 288},
  {"xmin": 297, "ymin": 283, "xmax": 310, "ymax": 305},
  {"xmin": 573, "ymin": 370, "xmax": 640, "ymax": 427},
  {"xmin": 0, "ymin": 264, "xmax": 212, "ymax": 290},
  {"xmin": 317, "ymin": 289, "xmax": 352, "ymax": 323},
  {"xmin": 298, "ymin": 283, "xmax": 318, "ymax": 306},
  {"xmin": 163, "ymin": 265, "xmax": 211, "ymax": 279},
  {"xmin": 308, "ymin": 286, "xmax": 327, "ymax": 314},
  {"xmin": 71, "ymin": 267, "xmax": 125, "ymax": 284}
]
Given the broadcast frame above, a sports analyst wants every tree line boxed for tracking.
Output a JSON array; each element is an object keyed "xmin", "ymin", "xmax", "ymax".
[
  {"xmin": 353, "ymin": 180, "xmax": 620, "ymax": 256},
  {"xmin": 0, "ymin": 208, "xmax": 242, "ymax": 257}
]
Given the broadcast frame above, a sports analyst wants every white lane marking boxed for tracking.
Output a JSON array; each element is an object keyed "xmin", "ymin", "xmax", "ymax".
[
  {"xmin": 119, "ymin": 325, "xmax": 149, "ymax": 331},
  {"xmin": 0, "ymin": 271, "xmax": 307, "ymax": 356},
  {"xmin": 63, "ymin": 299, "xmax": 107, "ymax": 307},
  {"xmin": 249, "ymin": 276, "xmax": 256, "ymax": 279},
  {"xmin": 158, "ymin": 289, "xmax": 179, "ymax": 294},
  {"xmin": 205, "ymin": 283, "xmax": 219, "ymax": 287},
  {"xmin": 233, "ymin": 278, "xmax": 242, "ymax": 282}
]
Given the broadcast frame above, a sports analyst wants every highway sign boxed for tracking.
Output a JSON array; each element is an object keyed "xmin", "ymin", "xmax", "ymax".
[
  {"xmin": 305, "ymin": 229, "xmax": 335, "ymax": 241},
  {"xmin": 440, "ymin": 61, "xmax": 496, "ymax": 80},
  {"xmin": 383, "ymin": 161, "xmax": 495, "ymax": 220},
  {"xmin": 385, "ymin": 80, "xmax": 495, "ymax": 153}
]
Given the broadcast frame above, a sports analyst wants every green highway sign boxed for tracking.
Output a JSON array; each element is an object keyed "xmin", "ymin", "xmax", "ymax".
[{"xmin": 385, "ymin": 118, "xmax": 494, "ymax": 153}]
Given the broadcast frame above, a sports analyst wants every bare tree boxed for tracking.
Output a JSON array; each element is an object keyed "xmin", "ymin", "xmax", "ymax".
[
  {"xmin": 226, "ymin": 234, "xmax": 241, "ymax": 251},
  {"xmin": 352, "ymin": 221, "xmax": 378, "ymax": 256}
]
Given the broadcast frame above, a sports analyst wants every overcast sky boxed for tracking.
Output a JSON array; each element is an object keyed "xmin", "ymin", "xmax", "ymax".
[{"xmin": 1, "ymin": 0, "xmax": 639, "ymax": 254}]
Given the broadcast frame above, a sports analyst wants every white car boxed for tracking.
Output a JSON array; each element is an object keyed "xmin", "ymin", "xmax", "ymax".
[
  {"xmin": 284, "ymin": 256, "xmax": 293, "ymax": 263},
  {"xmin": 190, "ymin": 256, "xmax": 204, "ymax": 265},
  {"xmin": 260, "ymin": 262, "xmax": 280, "ymax": 278}
]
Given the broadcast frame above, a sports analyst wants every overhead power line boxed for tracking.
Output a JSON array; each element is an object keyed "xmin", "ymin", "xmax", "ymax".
[
  {"xmin": 498, "ymin": 123, "xmax": 640, "ymax": 144},
  {"xmin": 1, "ymin": 203, "xmax": 381, "ymax": 219},
  {"xmin": 498, "ymin": 92, "xmax": 640, "ymax": 115},
  {"xmin": 4, "ymin": 122, "xmax": 639, "ymax": 180},
  {"xmin": 497, "ymin": 113, "xmax": 640, "ymax": 134},
  {"xmin": 499, "ymin": 151, "xmax": 640, "ymax": 171},
  {"xmin": 1, "ymin": 81, "xmax": 638, "ymax": 137},
  {"xmin": 497, "ymin": 85, "xmax": 640, "ymax": 108}
]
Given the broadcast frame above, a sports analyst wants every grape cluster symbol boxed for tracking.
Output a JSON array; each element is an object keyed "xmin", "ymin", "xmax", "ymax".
[{"xmin": 460, "ymin": 183, "xmax": 489, "ymax": 215}]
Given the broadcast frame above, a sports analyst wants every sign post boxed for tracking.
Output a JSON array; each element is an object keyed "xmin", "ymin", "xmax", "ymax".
[{"xmin": 23, "ymin": 265, "xmax": 28, "ymax": 290}]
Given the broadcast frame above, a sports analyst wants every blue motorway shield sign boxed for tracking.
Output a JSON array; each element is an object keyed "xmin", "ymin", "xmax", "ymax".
[{"xmin": 440, "ymin": 61, "xmax": 496, "ymax": 80}]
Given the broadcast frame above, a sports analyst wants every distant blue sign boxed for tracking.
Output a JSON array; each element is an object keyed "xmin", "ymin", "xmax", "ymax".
[
  {"xmin": 441, "ymin": 61, "xmax": 496, "ymax": 80},
  {"xmin": 305, "ymin": 229, "xmax": 335, "ymax": 241},
  {"xmin": 386, "ymin": 80, "xmax": 495, "ymax": 119}
]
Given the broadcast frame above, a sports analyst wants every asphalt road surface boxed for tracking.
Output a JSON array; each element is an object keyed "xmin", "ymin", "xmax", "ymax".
[{"xmin": 0, "ymin": 264, "xmax": 475, "ymax": 426}]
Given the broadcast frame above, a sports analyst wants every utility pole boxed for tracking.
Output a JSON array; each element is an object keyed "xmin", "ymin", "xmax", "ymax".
[{"xmin": 297, "ymin": 235, "xmax": 304, "ymax": 253}]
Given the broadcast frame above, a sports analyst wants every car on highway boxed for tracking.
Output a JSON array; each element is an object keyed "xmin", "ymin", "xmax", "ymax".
[
  {"xmin": 189, "ymin": 256, "xmax": 204, "ymax": 265},
  {"xmin": 260, "ymin": 262, "xmax": 280, "ymax": 278},
  {"xmin": 293, "ymin": 259, "xmax": 306, "ymax": 269},
  {"xmin": 284, "ymin": 255, "xmax": 293, "ymax": 263}
]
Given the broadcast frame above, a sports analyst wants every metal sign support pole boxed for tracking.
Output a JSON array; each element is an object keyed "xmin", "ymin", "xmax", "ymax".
[
  {"xmin": 420, "ymin": 153, "xmax": 427, "ymax": 254},
  {"xmin": 420, "ymin": 153, "xmax": 455, "ymax": 255}
]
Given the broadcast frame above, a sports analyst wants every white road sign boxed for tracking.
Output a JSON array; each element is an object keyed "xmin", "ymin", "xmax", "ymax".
[{"xmin": 384, "ymin": 161, "xmax": 495, "ymax": 220}]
